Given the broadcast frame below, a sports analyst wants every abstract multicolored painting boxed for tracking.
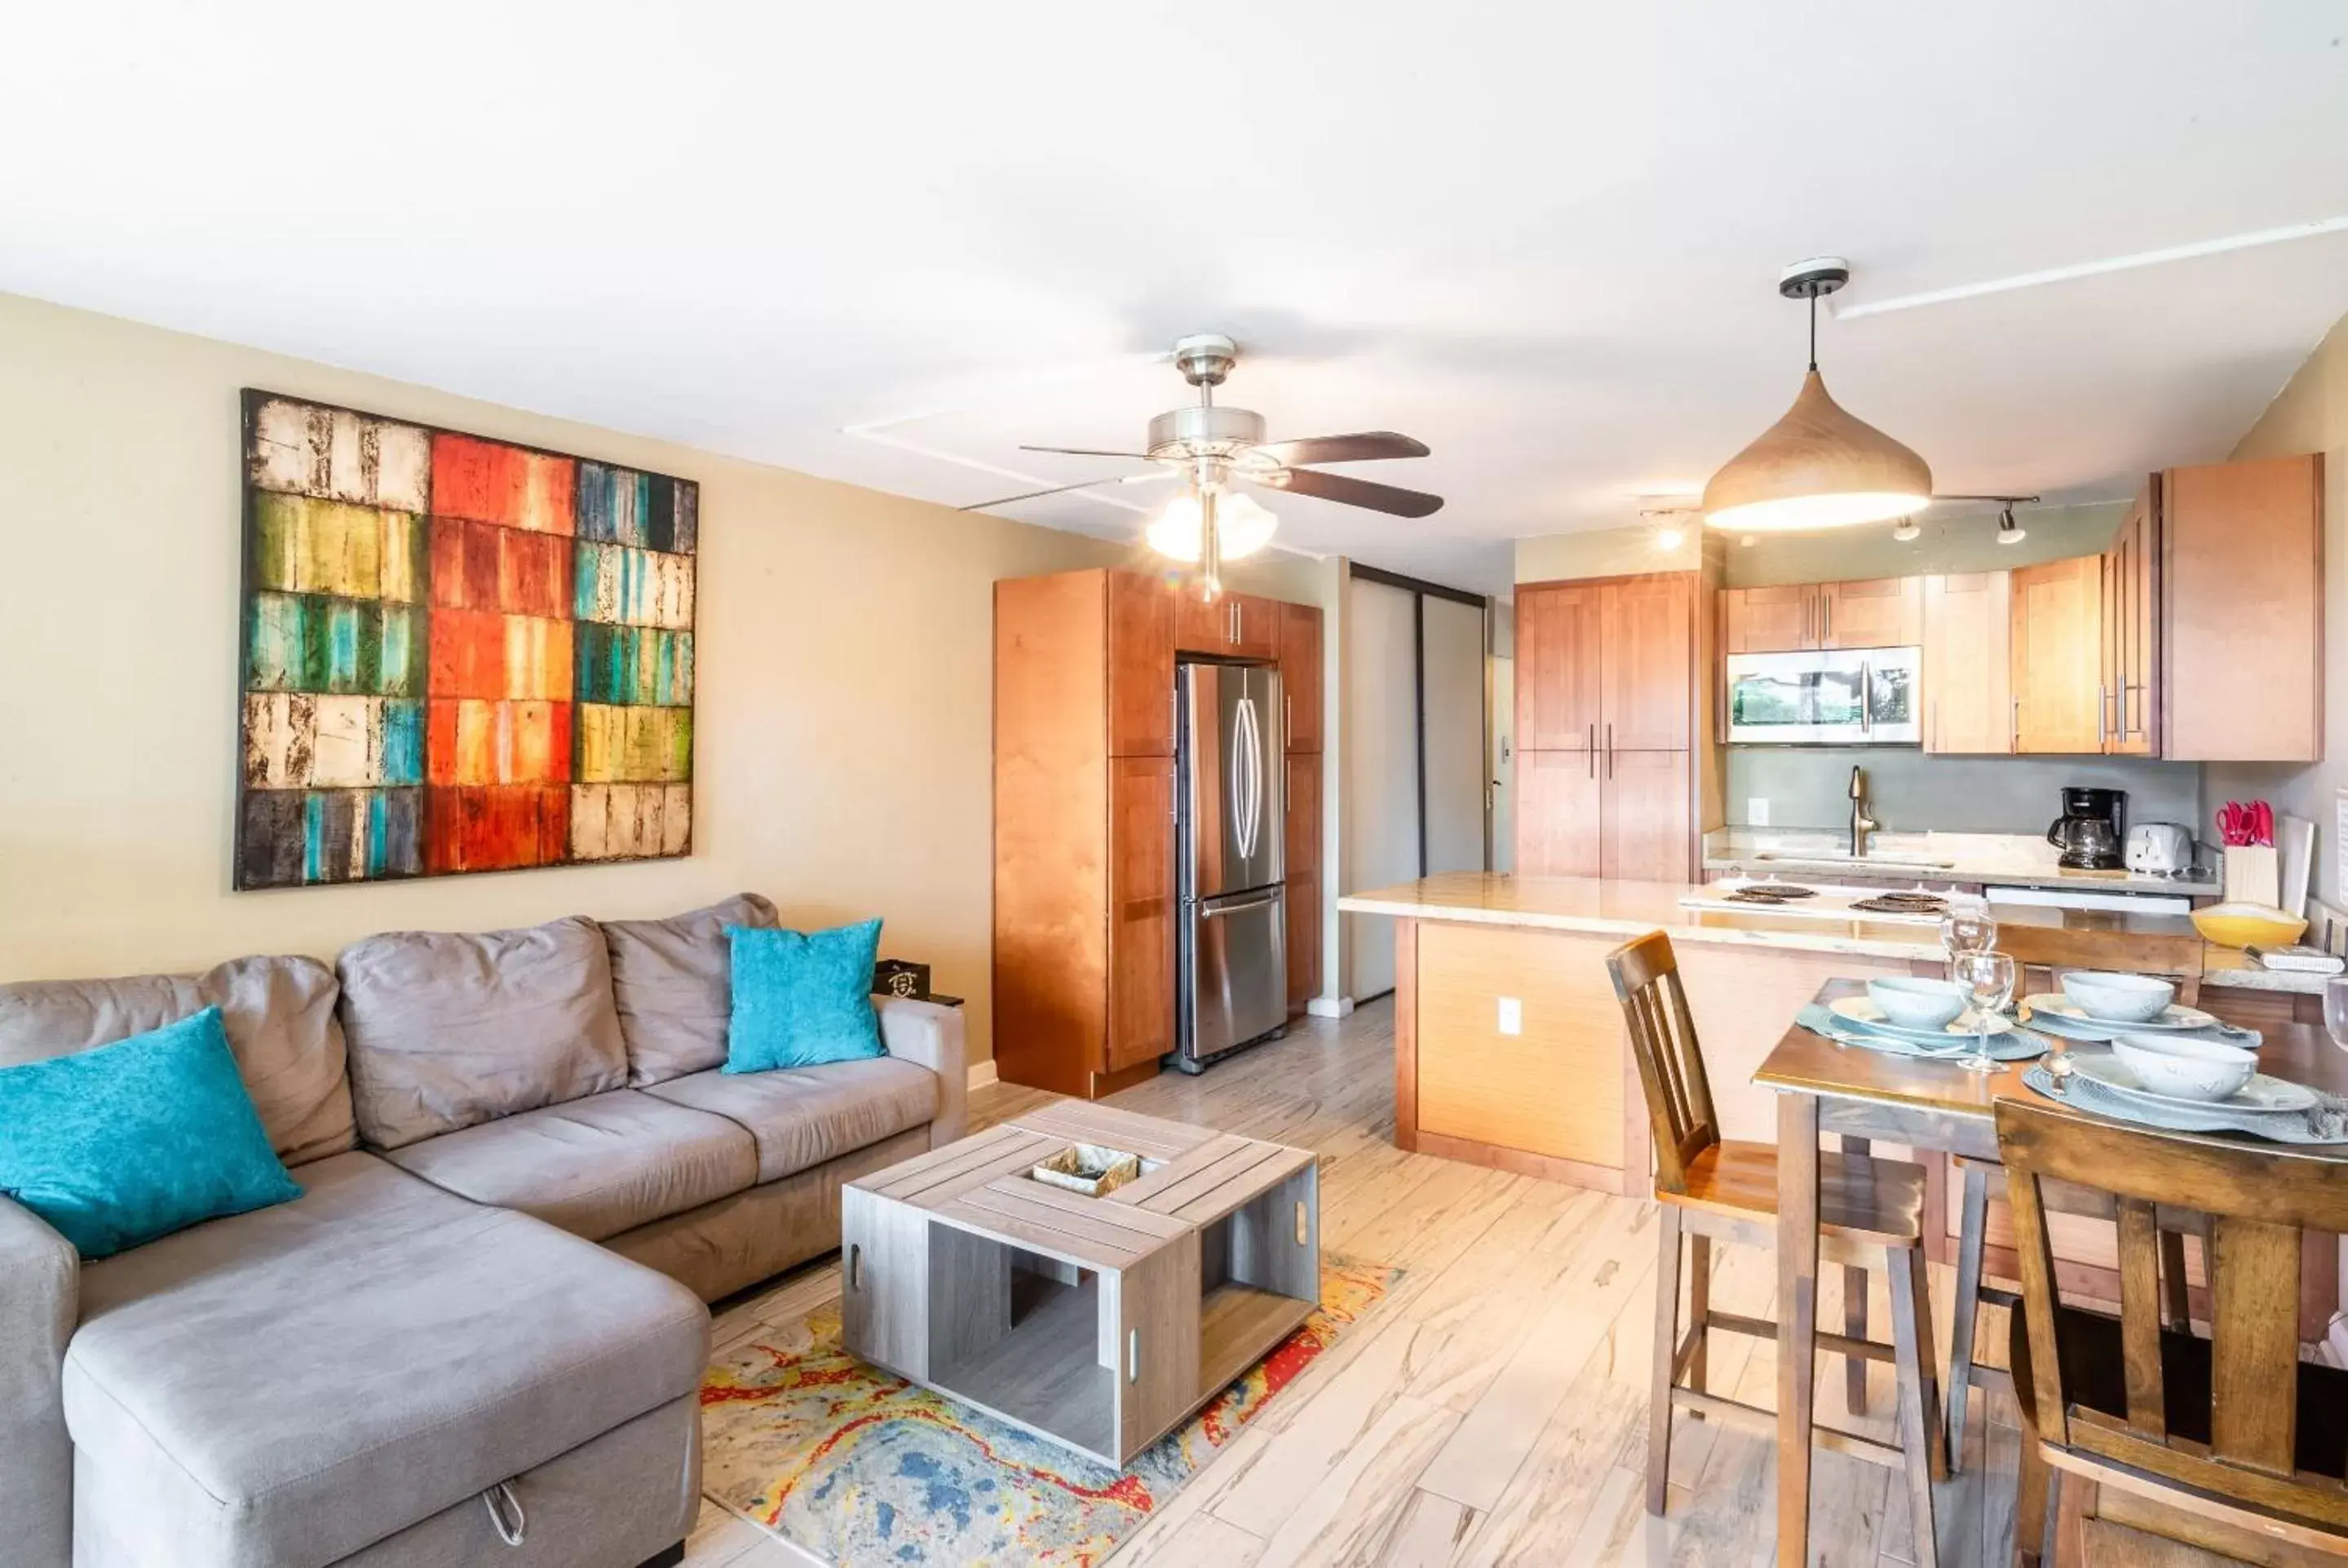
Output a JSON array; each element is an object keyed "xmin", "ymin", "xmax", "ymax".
[{"xmin": 236, "ymin": 391, "xmax": 697, "ymax": 888}]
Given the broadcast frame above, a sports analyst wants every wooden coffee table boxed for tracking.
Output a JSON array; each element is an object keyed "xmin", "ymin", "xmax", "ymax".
[{"xmin": 840, "ymin": 1098, "xmax": 1320, "ymax": 1467}]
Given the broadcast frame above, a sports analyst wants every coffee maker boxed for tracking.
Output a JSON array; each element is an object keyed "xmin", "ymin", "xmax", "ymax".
[{"xmin": 2047, "ymin": 786, "xmax": 2126, "ymax": 870}]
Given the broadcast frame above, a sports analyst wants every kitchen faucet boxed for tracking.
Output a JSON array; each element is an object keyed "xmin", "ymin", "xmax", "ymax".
[{"xmin": 1848, "ymin": 765, "xmax": 1878, "ymax": 858}]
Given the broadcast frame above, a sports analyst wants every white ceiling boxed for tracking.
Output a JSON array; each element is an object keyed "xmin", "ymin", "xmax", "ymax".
[{"xmin": 7, "ymin": 2, "xmax": 2346, "ymax": 594}]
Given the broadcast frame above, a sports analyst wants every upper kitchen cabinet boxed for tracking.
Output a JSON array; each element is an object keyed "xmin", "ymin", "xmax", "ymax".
[
  {"xmin": 1818, "ymin": 576, "xmax": 1923, "ymax": 649},
  {"xmin": 1517, "ymin": 580, "xmax": 1607, "ymax": 751},
  {"xmin": 1174, "ymin": 587, "xmax": 1280, "ymax": 658},
  {"xmin": 2101, "ymin": 483, "xmax": 2159, "ymax": 757},
  {"xmin": 1279, "ymin": 601, "xmax": 1324, "ymax": 753},
  {"xmin": 1921, "ymin": 572, "xmax": 2013, "ymax": 754},
  {"xmin": 2010, "ymin": 555, "xmax": 2105, "ymax": 753},
  {"xmin": 1602, "ymin": 574, "xmax": 1694, "ymax": 751},
  {"xmin": 1108, "ymin": 569, "xmax": 1175, "ymax": 756},
  {"xmin": 2162, "ymin": 453, "xmax": 2324, "ymax": 762},
  {"xmin": 1719, "ymin": 583, "xmax": 1816, "ymax": 654}
]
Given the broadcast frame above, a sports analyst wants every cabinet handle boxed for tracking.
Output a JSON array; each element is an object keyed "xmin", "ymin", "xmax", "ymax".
[
  {"xmin": 1824, "ymin": 595, "xmax": 1832, "ymax": 644},
  {"xmin": 2010, "ymin": 696, "xmax": 2021, "ymax": 752},
  {"xmin": 1605, "ymin": 722, "xmax": 1614, "ymax": 778},
  {"xmin": 2097, "ymin": 684, "xmax": 2108, "ymax": 749},
  {"xmin": 1588, "ymin": 723, "xmax": 1596, "ymax": 778},
  {"xmin": 1285, "ymin": 692, "xmax": 1293, "ymax": 749}
]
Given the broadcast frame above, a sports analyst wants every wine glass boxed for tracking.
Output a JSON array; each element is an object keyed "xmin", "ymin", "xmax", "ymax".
[
  {"xmin": 2324, "ymin": 976, "xmax": 2348, "ymax": 1052},
  {"xmin": 1940, "ymin": 899, "xmax": 1996, "ymax": 965},
  {"xmin": 1949, "ymin": 951, "xmax": 2018, "ymax": 1076}
]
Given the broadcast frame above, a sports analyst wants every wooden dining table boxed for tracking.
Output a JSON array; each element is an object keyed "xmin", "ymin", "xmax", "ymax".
[{"xmin": 1758, "ymin": 978, "xmax": 2348, "ymax": 1567}]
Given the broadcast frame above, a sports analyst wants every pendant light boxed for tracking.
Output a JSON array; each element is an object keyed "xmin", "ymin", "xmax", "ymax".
[{"xmin": 1703, "ymin": 258, "xmax": 1932, "ymax": 533}]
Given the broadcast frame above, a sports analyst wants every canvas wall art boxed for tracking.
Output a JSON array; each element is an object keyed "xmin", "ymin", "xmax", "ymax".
[{"xmin": 236, "ymin": 391, "xmax": 697, "ymax": 888}]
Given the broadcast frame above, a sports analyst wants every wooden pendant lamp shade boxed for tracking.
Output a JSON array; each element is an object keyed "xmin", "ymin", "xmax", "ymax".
[
  {"xmin": 1704, "ymin": 259, "xmax": 1932, "ymax": 532},
  {"xmin": 1701, "ymin": 369, "xmax": 1932, "ymax": 532}
]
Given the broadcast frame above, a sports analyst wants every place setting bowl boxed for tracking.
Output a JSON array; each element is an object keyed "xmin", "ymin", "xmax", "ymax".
[
  {"xmin": 1815, "ymin": 977, "xmax": 2045, "ymax": 1060},
  {"xmin": 2018, "ymin": 970, "xmax": 2259, "ymax": 1046},
  {"xmin": 2065, "ymin": 1034, "xmax": 2318, "ymax": 1116}
]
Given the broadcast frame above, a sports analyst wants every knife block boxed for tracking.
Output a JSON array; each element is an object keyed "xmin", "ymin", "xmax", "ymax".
[{"xmin": 2223, "ymin": 845, "xmax": 2280, "ymax": 907}]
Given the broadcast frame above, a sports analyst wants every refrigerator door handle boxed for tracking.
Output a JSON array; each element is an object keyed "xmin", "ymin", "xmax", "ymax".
[
  {"xmin": 1231, "ymin": 696, "xmax": 1262, "ymax": 859},
  {"xmin": 1200, "ymin": 890, "xmax": 1283, "ymax": 917}
]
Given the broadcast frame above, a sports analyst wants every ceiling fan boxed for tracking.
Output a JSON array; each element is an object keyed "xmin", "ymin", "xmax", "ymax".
[{"xmin": 964, "ymin": 333, "xmax": 1443, "ymax": 598}]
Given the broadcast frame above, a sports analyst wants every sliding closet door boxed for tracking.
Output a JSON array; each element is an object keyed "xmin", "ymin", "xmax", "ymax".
[
  {"xmin": 1345, "ymin": 576, "xmax": 1420, "ymax": 1000},
  {"xmin": 1421, "ymin": 594, "xmax": 1488, "ymax": 875}
]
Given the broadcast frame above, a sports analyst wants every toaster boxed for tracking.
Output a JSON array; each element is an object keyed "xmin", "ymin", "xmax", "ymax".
[{"xmin": 2125, "ymin": 822, "xmax": 2194, "ymax": 876}]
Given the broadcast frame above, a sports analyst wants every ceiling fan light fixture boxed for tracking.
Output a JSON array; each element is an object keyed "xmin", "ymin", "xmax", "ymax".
[
  {"xmin": 1144, "ymin": 488, "xmax": 1277, "ymax": 563},
  {"xmin": 1702, "ymin": 259, "xmax": 1934, "ymax": 534}
]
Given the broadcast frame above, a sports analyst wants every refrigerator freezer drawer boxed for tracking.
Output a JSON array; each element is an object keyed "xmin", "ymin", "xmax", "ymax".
[{"xmin": 1184, "ymin": 887, "xmax": 1288, "ymax": 1063}]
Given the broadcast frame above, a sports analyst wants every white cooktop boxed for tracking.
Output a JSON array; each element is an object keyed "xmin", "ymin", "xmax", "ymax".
[{"xmin": 1676, "ymin": 877, "xmax": 1961, "ymax": 926}]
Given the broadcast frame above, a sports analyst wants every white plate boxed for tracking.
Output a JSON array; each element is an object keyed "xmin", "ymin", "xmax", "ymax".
[
  {"xmin": 2024, "ymin": 994, "xmax": 2220, "ymax": 1033},
  {"xmin": 1829, "ymin": 996, "xmax": 2014, "ymax": 1044},
  {"xmin": 2066, "ymin": 1053, "xmax": 2319, "ymax": 1115}
]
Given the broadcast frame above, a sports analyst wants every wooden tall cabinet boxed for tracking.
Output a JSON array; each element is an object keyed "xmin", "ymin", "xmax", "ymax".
[
  {"xmin": 996, "ymin": 568, "xmax": 1324, "ymax": 1098},
  {"xmin": 1515, "ymin": 572, "xmax": 1700, "ymax": 881}
]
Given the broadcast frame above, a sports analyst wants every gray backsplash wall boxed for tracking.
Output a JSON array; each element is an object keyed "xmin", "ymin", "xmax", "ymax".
[{"xmin": 1726, "ymin": 749, "xmax": 2203, "ymax": 836}]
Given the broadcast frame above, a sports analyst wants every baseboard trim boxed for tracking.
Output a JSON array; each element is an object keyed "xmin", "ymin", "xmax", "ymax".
[
  {"xmin": 1305, "ymin": 996, "xmax": 1355, "ymax": 1018},
  {"xmin": 966, "ymin": 1059, "xmax": 999, "ymax": 1093}
]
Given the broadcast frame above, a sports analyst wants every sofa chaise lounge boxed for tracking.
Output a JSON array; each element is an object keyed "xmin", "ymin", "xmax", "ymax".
[{"xmin": 0, "ymin": 893, "xmax": 967, "ymax": 1568}]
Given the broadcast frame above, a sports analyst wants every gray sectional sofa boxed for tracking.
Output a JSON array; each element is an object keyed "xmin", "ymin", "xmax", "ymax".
[{"xmin": 0, "ymin": 894, "xmax": 968, "ymax": 1568}]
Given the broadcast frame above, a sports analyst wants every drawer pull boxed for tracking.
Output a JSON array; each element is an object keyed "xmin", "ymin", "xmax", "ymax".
[
  {"xmin": 848, "ymin": 1243, "xmax": 862, "ymax": 1292},
  {"xmin": 1127, "ymin": 1328, "xmax": 1140, "ymax": 1382},
  {"xmin": 1296, "ymin": 1201, "xmax": 1310, "ymax": 1246}
]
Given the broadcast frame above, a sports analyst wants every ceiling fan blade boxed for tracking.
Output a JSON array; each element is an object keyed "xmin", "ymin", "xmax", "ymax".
[
  {"xmin": 1255, "ymin": 466, "xmax": 1445, "ymax": 518},
  {"xmin": 959, "ymin": 476, "xmax": 1128, "ymax": 510},
  {"xmin": 1019, "ymin": 444, "xmax": 1156, "ymax": 460},
  {"xmin": 1251, "ymin": 431, "xmax": 1430, "ymax": 466}
]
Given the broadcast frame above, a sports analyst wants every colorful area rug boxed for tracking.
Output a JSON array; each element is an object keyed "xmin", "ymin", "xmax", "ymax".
[{"xmin": 700, "ymin": 1258, "xmax": 1400, "ymax": 1566}]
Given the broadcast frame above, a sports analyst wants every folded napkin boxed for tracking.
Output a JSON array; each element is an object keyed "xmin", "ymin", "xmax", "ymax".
[
  {"xmin": 2023, "ymin": 1063, "xmax": 2348, "ymax": 1146},
  {"xmin": 1797, "ymin": 1004, "xmax": 2050, "ymax": 1063}
]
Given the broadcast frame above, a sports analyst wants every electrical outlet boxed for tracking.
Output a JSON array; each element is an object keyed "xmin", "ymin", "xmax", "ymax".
[
  {"xmin": 1747, "ymin": 797, "xmax": 1771, "ymax": 827},
  {"xmin": 1497, "ymin": 996, "xmax": 1523, "ymax": 1036}
]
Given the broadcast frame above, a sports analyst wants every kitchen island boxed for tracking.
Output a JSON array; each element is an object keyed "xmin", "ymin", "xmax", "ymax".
[{"xmin": 1336, "ymin": 872, "xmax": 2284, "ymax": 1195}]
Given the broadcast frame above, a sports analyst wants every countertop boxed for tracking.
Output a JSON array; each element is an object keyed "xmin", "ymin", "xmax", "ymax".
[
  {"xmin": 1338, "ymin": 872, "xmax": 2319, "ymax": 994},
  {"xmin": 1700, "ymin": 828, "xmax": 2219, "ymax": 896}
]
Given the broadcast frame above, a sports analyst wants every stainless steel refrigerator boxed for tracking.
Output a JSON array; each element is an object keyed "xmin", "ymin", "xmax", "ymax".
[{"xmin": 1173, "ymin": 660, "xmax": 1287, "ymax": 1072}]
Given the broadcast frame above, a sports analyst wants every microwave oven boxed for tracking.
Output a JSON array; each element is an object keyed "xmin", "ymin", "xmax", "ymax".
[{"xmin": 1724, "ymin": 646, "xmax": 1921, "ymax": 745}]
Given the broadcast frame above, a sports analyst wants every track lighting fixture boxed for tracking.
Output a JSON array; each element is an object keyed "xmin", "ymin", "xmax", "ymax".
[{"xmin": 1996, "ymin": 506, "xmax": 2027, "ymax": 545}]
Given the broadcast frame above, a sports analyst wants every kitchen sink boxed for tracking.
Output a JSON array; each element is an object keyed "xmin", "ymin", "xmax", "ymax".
[{"xmin": 1749, "ymin": 850, "xmax": 1959, "ymax": 869}]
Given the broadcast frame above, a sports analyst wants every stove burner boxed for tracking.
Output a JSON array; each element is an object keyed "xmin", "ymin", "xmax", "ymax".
[{"xmin": 1851, "ymin": 894, "xmax": 1949, "ymax": 917}]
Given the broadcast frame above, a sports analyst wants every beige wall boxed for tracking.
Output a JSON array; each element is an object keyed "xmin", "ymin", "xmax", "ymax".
[
  {"xmin": 1516, "ymin": 521, "xmax": 1701, "ymax": 581},
  {"xmin": 1516, "ymin": 506, "xmax": 2131, "ymax": 588},
  {"xmin": 2204, "ymin": 307, "xmax": 2348, "ymax": 902},
  {"xmin": 0, "ymin": 290, "xmax": 1325, "ymax": 1065}
]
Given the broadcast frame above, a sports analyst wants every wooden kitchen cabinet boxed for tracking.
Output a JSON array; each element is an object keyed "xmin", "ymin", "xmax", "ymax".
[
  {"xmin": 1720, "ymin": 583, "xmax": 1817, "ymax": 654},
  {"xmin": 1921, "ymin": 572, "xmax": 2013, "ymax": 754},
  {"xmin": 1279, "ymin": 602, "xmax": 1323, "ymax": 753},
  {"xmin": 1108, "ymin": 569, "xmax": 1174, "ymax": 756},
  {"xmin": 2101, "ymin": 484, "xmax": 2159, "ymax": 756},
  {"xmin": 1285, "ymin": 752, "xmax": 1321, "ymax": 1012},
  {"xmin": 1517, "ymin": 580, "xmax": 1607, "ymax": 751},
  {"xmin": 2010, "ymin": 555, "xmax": 2105, "ymax": 753},
  {"xmin": 2163, "ymin": 453, "xmax": 2324, "ymax": 762},
  {"xmin": 997, "ymin": 567, "xmax": 1322, "ymax": 1093},
  {"xmin": 1515, "ymin": 747, "xmax": 1604, "ymax": 877},
  {"xmin": 1602, "ymin": 574, "xmax": 1693, "ymax": 751},
  {"xmin": 1819, "ymin": 576, "xmax": 1923, "ymax": 649},
  {"xmin": 1601, "ymin": 748, "xmax": 1692, "ymax": 881},
  {"xmin": 1106, "ymin": 756, "xmax": 1175, "ymax": 1073},
  {"xmin": 1515, "ymin": 571, "xmax": 1698, "ymax": 881}
]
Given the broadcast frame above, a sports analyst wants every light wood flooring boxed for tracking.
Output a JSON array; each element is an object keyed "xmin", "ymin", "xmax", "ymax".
[{"xmin": 683, "ymin": 999, "xmax": 2247, "ymax": 1568}]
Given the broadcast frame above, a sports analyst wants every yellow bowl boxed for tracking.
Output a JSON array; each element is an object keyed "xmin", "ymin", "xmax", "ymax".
[{"xmin": 2190, "ymin": 901, "xmax": 2308, "ymax": 950}]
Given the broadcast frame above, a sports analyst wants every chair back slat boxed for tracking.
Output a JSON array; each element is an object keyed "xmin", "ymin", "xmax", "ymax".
[
  {"xmin": 1996, "ymin": 1098, "xmax": 2348, "ymax": 1522},
  {"xmin": 1605, "ymin": 932, "xmax": 1718, "ymax": 1195},
  {"xmin": 1992, "ymin": 922, "xmax": 2204, "ymax": 1006},
  {"xmin": 2112, "ymin": 1198, "xmax": 2168, "ymax": 1438},
  {"xmin": 2208, "ymin": 1215, "xmax": 2302, "ymax": 1477}
]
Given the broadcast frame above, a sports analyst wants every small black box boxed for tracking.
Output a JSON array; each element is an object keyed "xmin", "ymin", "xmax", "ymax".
[{"xmin": 872, "ymin": 959, "xmax": 931, "ymax": 1000}]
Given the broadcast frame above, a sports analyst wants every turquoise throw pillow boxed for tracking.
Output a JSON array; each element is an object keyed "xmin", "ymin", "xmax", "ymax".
[
  {"xmin": 725, "ymin": 919, "xmax": 887, "ymax": 1071},
  {"xmin": 0, "ymin": 1007, "xmax": 303, "ymax": 1260}
]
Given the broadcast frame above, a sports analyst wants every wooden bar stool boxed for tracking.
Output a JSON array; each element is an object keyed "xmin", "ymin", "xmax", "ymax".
[
  {"xmin": 1944, "ymin": 925, "xmax": 2209, "ymax": 1470},
  {"xmin": 1996, "ymin": 1098, "xmax": 2348, "ymax": 1566},
  {"xmin": 1606, "ymin": 932, "xmax": 1948, "ymax": 1563}
]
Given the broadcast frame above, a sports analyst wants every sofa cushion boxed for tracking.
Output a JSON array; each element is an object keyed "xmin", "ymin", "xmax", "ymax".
[
  {"xmin": 604, "ymin": 892, "xmax": 778, "ymax": 1086},
  {"xmin": 0, "ymin": 1007, "xmax": 302, "ymax": 1259},
  {"xmin": 378, "ymin": 1089, "xmax": 756, "ymax": 1241},
  {"xmin": 641, "ymin": 1058, "xmax": 939, "ymax": 1183},
  {"xmin": 0, "ymin": 954, "xmax": 356, "ymax": 1166},
  {"xmin": 62, "ymin": 1151, "xmax": 706, "ymax": 1568},
  {"xmin": 338, "ymin": 915, "xmax": 629, "ymax": 1150}
]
